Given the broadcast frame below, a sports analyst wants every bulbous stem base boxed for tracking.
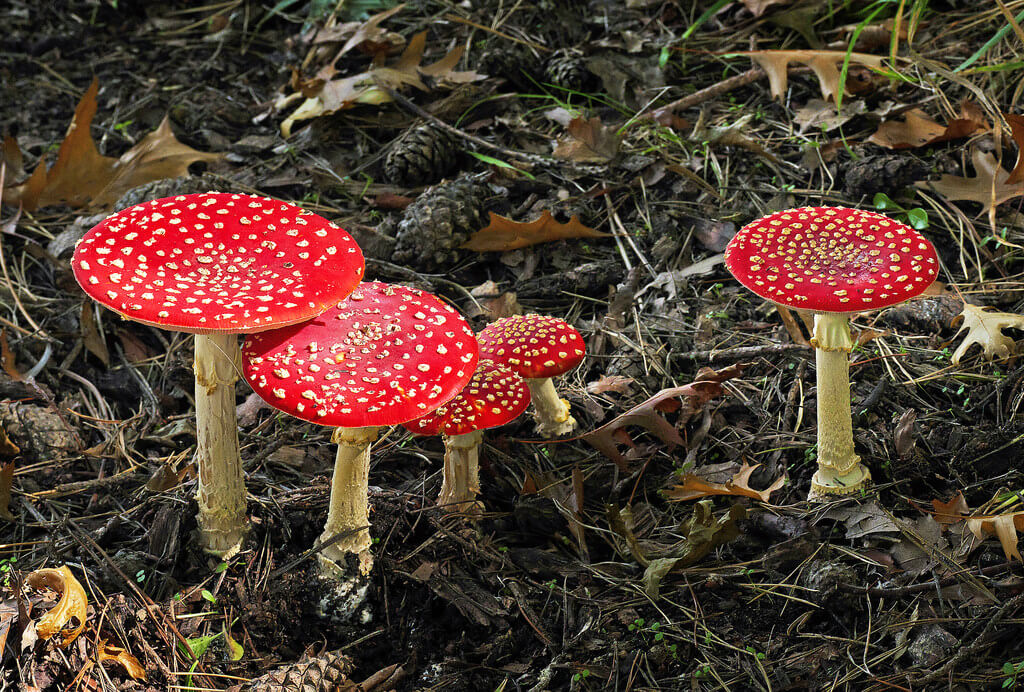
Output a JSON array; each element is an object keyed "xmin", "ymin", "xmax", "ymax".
[{"xmin": 525, "ymin": 377, "xmax": 576, "ymax": 438}]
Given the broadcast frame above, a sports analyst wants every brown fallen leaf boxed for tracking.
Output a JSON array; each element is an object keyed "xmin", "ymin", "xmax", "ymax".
[
  {"xmin": 0, "ymin": 330, "xmax": 21, "ymax": 381},
  {"xmin": 552, "ymin": 116, "xmax": 621, "ymax": 163},
  {"xmin": 918, "ymin": 148, "xmax": 1024, "ymax": 213},
  {"xmin": 80, "ymin": 303, "xmax": 110, "ymax": 367},
  {"xmin": 582, "ymin": 365, "xmax": 743, "ymax": 470},
  {"xmin": 741, "ymin": 0, "xmax": 792, "ymax": 16},
  {"xmin": 665, "ymin": 462, "xmax": 786, "ymax": 503},
  {"xmin": 3, "ymin": 78, "xmax": 221, "ymax": 211},
  {"xmin": 868, "ymin": 102, "xmax": 987, "ymax": 149},
  {"xmin": 0, "ymin": 460, "xmax": 15, "ymax": 521},
  {"xmin": 740, "ymin": 50, "xmax": 885, "ymax": 102},
  {"xmin": 931, "ymin": 492, "xmax": 969, "ymax": 526},
  {"xmin": 98, "ymin": 640, "xmax": 148, "ymax": 682},
  {"xmin": 26, "ymin": 565, "xmax": 88, "ymax": 647},
  {"xmin": 461, "ymin": 211, "xmax": 608, "ymax": 253},
  {"xmin": 587, "ymin": 374, "xmax": 634, "ymax": 396}
]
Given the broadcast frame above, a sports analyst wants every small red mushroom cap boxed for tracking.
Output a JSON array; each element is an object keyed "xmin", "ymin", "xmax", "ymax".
[
  {"xmin": 477, "ymin": 314, "xmax": 586, "ymax": 379},
  {"xmin": 72, "ymin": 192, "xmax": 365, "ymax": 333},
  {"xmin": 724, "ymin": 207, "xmax": 939, "ymax": 313},
  {"xmin": 242, "ymin": 281, "xmax": 479, "ymax": 428},
  {"xmin": 402, "ymin": 359, "xmax": 531, "ymax": 437}
]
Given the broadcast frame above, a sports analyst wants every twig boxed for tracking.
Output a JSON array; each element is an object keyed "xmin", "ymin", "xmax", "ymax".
[
  {"xmin": 642, "ymin": 67, "xmax": 766, "ymax": 121},
  {"xmin": 675, "ymin": 343, "xmax": 810, "ymax": 362},
  {"xmin": 840, "ymin": 561, "xmax": 1017, "ymax": 597}
]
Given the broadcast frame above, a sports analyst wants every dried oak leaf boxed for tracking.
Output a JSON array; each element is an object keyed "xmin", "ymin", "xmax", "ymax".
[
  {"xmin": 868, "ymin": 102, "xmax": 987, "ymax": 149},
  {"xmin": 1005, "ymin": 113, "xmax": 1024, "ymax": 184},
  {"xmin": 740, "ymin": 50, "xmax": 885, "ymax": 101},
  {"xmin": 98, "ymin": 640, "xmax": 148, "ymax": 681},
  {"xmin": 280, "ymin": 29, "xmax": 484, "ymax": 137},
  {"xmin": 966, "ymin": 511, "xmax": 1024, "ymax": 561},
  {"xmin": 951, "ymin": 303, "xmax": 1024, "ymax": 364},
  {"xmin": 3, "ymin": 78, "xmax": 221, "ymax": 211},
  {"xmin": 918, "ymin": 148, "xmax": 1024, "ymax": 213},
  {"xmin": 461, "ymin": 211, "xmax": 608, "ymax": 253},
  {"xmin": 552, "ymin": 116, "xmax": 621, "ymax": 163},
  {"xmin": 931, "ymin": 492, "xmax": 969, "ymax": 526},
  {"xmin": 26, "ymin": 565, "xmax": 88, "ymax": 647},
  {"xmin": 665, "ymin": 462, "xmax": 786, "ymax": 503},
  {"xmin": 582, "ymin": 364, "xmax": 743, "ymax": 470}
]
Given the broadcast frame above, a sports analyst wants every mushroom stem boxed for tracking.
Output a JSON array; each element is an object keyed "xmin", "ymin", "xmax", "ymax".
[
  {"xmin": 438, "ymin": 430, "xmax": 484, "ymax": 514},
  {"xmin": 524, "ymin": 377, "xmax": 576, "ymax": 437},
  {"xmin": 194, "ymin": 332, "xmax": 248, "ymax": 556},
  {"xmin": 319, "ymin": 426, "xmax": 378, "ymax": 575},
  {"xmin": 809, "ymin": 313, "xmax": 871, "ymax": 499}
]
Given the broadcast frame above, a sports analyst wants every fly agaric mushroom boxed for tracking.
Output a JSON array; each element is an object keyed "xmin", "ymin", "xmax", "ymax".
[
  {"xmin": 478, "ymin": 314, "xmax": 586, "ymax": 437},
  {"xmin": 242, "ymin": 282, "xmax": 477, "ymax": 606},
  {"xmin": 73, "ymin": 192, "xmax": 364, "ymax": 555},
  {"xmin": 725, "ymin": 207, "xmax": 938, "ymax": 499},
  {"xmin": 403, "ymin": 359, "xmax": 531, "ymax": 514}
]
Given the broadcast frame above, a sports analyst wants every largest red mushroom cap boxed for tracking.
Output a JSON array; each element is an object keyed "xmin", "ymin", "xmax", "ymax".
[
  {"xmin": 72, "ymin": 192, "xmax": 365, "ymax": 334},
  {"xmin": 403, "ymin": 359, "xmax": 531, "ymax": 437},
  {"xmin": 242, "ymin": 282, "xmax": 479, "ymax": 428},
  {"xmin": 478, "ymin": 314, "xmax": 586, "ymax": 379},
  {"xmin": 725, "ymin": 207, "xmax": 939, "ymax": 313}
]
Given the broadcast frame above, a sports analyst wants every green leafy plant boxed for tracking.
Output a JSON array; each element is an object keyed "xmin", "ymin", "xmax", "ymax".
[
  {"xmin": 1003, "ymin": 659, "xmax": 1024, "ymax": 688},
  {"xmin": 873, "ymin": 192, "xmax": 929, "ymax": 230}
]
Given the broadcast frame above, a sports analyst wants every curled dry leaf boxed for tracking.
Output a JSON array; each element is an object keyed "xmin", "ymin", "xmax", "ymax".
[
  {"xmin": 0, "ymin": 460, "xmax": 14, "ymax": 521},
  {"xmin": 2, "ymin": 78, "xmax": 221, "ymax": 212},
  {"xmin": 739, "ymin": 50, "xmax": 885, "ymax": 102},
  {"xmin": 966, "ymin": 511, "xmax": 1024, "ymax": 562},
  {"xmin": 868, "ymin": 101, "xmax": 987, "ymax": 149},
  {"xmin": 951, "ymin": 303, "xmax": 1024, "ymax": 364},
  {"xmin": 98, "ymin": 640, "xmax": 148, "ymax": 681},
  {"xmin": 461, "ymin": 211, "xmax": 608, "ymax": 253},
  {"xmin": 26, "ymin": 565, "xmax": 88, "ymax": 647},
  {"xmin": 583, "ymin": 365, "xmax": 743, "ymax": 470},
  {"xmin": 664, "ymin": 462, "xmax": 786, "ymax": 503},
  {"xmin": 931, "ymin": 492, "xmax": 969, "ymax": 526}
]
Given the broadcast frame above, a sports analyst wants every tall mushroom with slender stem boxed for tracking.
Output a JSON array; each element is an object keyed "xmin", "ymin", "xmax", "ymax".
[
  {"xmin": 478, "ymin": 314, "xmax": 586, "ymax": 438},
  {"xmin": 73, "ymin": 192, "xmax": 364, "ymax": 554},
  {"xmin": 725, "ymin": 207, "xmax": 938, "ymax": 499},
  {"xmin": 242, "ymin": 282, "xmax": 477, "ymax": 609},
  {"xmin": 403, "ymin": 358, "xmax": 531, "ymax": 514}
]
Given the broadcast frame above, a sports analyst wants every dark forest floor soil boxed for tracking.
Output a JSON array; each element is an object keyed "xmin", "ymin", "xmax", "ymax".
[{"xmin": 4, "ymin": 1, "xmax": 1024, "ymax": 690}]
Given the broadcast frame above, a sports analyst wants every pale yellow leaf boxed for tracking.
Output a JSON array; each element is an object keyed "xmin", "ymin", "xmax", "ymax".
[
  {"xmin": 98, "ymin": 640, "xmax": 148, "ymax": 681},
  {"xmin": 741, "ymin": 50, "xmax": 884, "ymax": 101},
  {"xmin": 951, "ymin": 303, "xmax": 1024, "ymax": 364}
]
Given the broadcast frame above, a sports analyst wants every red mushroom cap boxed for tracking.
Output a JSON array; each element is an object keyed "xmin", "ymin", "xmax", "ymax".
[
  {"xmin": 724, "ymin": 207, "xmax": 939, "ymax": 313},
  {"xmin": 72, "ymin": 192, "xmax": 365, "ymax": 334},
  {"xmin": 242, "ymin": 282, "xmax": 479, "ymax": 428},
  {"xmin": 402, "ymin": 359, "xmax": 531, "ymax": 437},
  {"xmin": 477, "ymin": 314, "xmax": 586, "ymax": 379}
]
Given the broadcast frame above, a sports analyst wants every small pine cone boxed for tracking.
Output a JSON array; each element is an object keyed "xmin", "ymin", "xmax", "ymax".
[
  {"xmin": 841, "ymin": 154, "xmax": 926, "ymax": 201},
  {"xmin": 544, "ymin": 48, "xmax": 592, "ymax": 91},
  {"xmin": 113, "ymin": 173, "xmax": 232, "ymax": 211},
  {"xmin": 384, "ymin": 121, "xmax": 459, "ymax": 186},
  {"xmin": 479, "ymin": 44, "xmax": 543, "ymax": 92},
  {"xmin": 247, "ymin": 650, "xmax": 353, "ymax": 692},
  {"xmin": 393, "ymin": 175, "xmax": 487, "ymax": 271}
]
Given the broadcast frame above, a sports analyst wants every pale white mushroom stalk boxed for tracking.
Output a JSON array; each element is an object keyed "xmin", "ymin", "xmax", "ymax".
[
  {"xmin": 438, "ymin": 429, "xmax": 485, "ymax": 514},
  {"xmin": 194, "ymin": 333, "xmax": 248, "ymax": 555},
  {"xmin": 809, "ymin": 313, "xmax": 870, "ymax": 496},
  {"xmin": 319, "ymin": 426, "xmax": 378, "ymax": 579}
]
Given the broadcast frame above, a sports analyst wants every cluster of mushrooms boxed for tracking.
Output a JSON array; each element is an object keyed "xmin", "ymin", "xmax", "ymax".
[
  {"xmin": 72, "ymin": 194, "xmax": 941, "ymax": 613},
  {"xmin": 71, "ymin": 193, "xmax": 586, "ymax": 611}
]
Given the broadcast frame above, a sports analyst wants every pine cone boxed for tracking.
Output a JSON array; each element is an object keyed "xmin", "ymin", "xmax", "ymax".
[
  {"xmin": 842, "ymin": 154, "xmax": 926, "ymax": 201},
  {"xmin": 392, "ymin": 175, "xmax": 487, "ymax": 271},
  {"xmin": 384, "ymin": 121, "xmax": 459, "ymax": 186},
  {"xmin": 544, "ymin": 48, "xmax": 593, "ymax": 92},
  {"xmin": 247, "ymin": 650, "xmax": 353, "ymax": 692},
  {"xmin": 479, "ymin": 44, "xmax": 543, "ymax": 92},
  {"xmin": 113, "ymin": 173, "xmax": 233, "ymax": 211}
]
